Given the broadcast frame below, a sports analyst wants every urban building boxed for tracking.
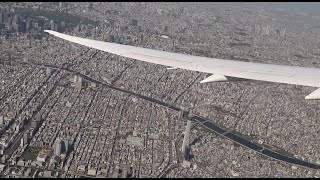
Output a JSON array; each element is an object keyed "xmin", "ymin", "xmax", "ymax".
[
  {"xmin": 87, "ymin": 168, "xmax": 97, "ymax": 176},
  {"xmin": 0, "ymin": 115, "xmax": 4, "ymax": 126},
  {"xmin": 74, "ymin": 75, "xmax": 83, "ymax": 91},
  {"xmin": 181, "ymin": 160, "xmax": 191, "ymax": 168},
  {"xmin": 0, "ymin": 13, "xmax": 3, "ymax": 23},
  {"xmin": 126, "ymin": 136, "xmax": 144, "ymax": 147},
  {"xmin": 61, "ymin": 139, "xmax": 69, "ymax": 154},
  {"xmin": 36, "ymin": 152, "xmax": 47, "ymax": 163},
  {"xmin": 181, "ymin": 120, "xmax": 191, "ymax": 155},
  {"xmin": 23, "ymin": 133, "xmax": 28, "ymax": 145},
  {"xmin": 54, "ymin": 138, "xmax": 62, "ymax": 157}
]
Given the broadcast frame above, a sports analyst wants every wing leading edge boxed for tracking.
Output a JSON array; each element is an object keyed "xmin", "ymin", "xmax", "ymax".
[{"xmin": 44, "ymin": 30, "xmax": 320, "ymax": 99}]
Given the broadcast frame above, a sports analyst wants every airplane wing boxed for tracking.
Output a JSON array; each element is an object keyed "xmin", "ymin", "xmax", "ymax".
[{"xmin": 44, "ymin": 30, "xmax": 320, "ymax": 100}]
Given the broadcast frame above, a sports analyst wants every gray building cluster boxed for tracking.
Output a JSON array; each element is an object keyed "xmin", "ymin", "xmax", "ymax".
[
  {"xmin": 0, "ymin": 5, "xmax": 66, "ymax": 38},
  {"xmin": 0, "ymin": 1, "xmax": 320, "ymax": 178}
]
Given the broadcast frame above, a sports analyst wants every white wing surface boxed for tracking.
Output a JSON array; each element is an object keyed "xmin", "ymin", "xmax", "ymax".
[{"xmin": 44, "ymin": 30, "xmax": 320, "ymax": 99}]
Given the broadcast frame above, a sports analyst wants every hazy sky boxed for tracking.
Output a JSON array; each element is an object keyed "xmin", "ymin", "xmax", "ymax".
[{"xmin": 269, "ymin": 2, "xmax": 320, "ymax": 16}]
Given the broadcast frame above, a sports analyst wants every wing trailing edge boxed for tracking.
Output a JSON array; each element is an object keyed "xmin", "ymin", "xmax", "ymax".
[{"xmin": 44, "ymin": 30, "xmax": 320, "ymax": 100}]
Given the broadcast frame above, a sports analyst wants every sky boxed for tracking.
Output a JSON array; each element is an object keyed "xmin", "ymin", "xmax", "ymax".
[{"xmin": 269, "ymin": 2, "xmax": 320, "ymax": 16}]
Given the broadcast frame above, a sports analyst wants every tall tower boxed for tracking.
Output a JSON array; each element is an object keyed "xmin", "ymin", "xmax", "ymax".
[
  {"xmin": 74, "ymin": 75, "xmax": 82, "ymax": 91},
  {"xmin": 0, "ymin": 143, "xmax": 4, "ymax": 155},
  {"xmin": 23, "ymin": 133, "xmax": 28, "ymax": 144},
  {"xmin": 181, "ymin": 120, "xmax": 192, "ymax": 155},
  {"xmin": 54, "ymin": 138, "xmax": 62, "ymax": 157},
  {"xmin": 62, "ymin": 139, "xmax": 69, "ymax": 154},
  {"xmin": 0, "ymin": 115, "xmax": 4, "ymax": 126}
]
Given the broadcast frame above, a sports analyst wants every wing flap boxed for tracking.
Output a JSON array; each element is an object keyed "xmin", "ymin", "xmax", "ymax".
[
  {"xmin": 305, "ymin": 88, "xmax": 320, "ymax": 100},
  {"xmin": 200, "ymin": 74, "xmax": 228, "ymax": 83}
]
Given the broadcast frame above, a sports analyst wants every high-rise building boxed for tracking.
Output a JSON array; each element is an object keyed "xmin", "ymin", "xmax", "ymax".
[
  {"xmin": 54, "ymin": 24, "xmax": 58, "ymax": 31},
  {"xmin": 182, "ymin": 160, "xmax": 191, "ymax": 168},
  {"xmin": 19, "ymin": 21, "xmax": 26, "ymax": 33},
  {"xmin": 183, "ymin": 146, "xmax": 191, "ymax": 161},
  {"xmin": 14, "ymin": 123, "xmax": 20, "ymax": 134},
  {"xmin": 0, "ymin": 115, "xmax": 4, "ymax": 126},
  {"xmin": 23, "ymin": 133, "xmax": 28, "ymax": 144},
  {"xmin": 37, "ymin": 19, "xmax": 44, "ymax": 27},
  {"xmin": 181, "ymin": 120, "xmax": 191, "ymax": 155},
  {"xmin": 5, "ymin": 16, "xmax": 12, "ymax": 27},
  {"xmin": 108, "ymin": 34, "xmax": 115, "ymax": 42},
  {"xmin": 12, "ymin": 24, "xmax": 20, "ymax": 33},
  {"xmin": 187, "ymin": 109, "xmax": 193, "ymax": 118},
  {"xmin": 0, "ymin": 13, "xmax": 3, "ymax": 23},
  {"xmin": 59, "ymin": 21, "xmax": 66, "ymax": 32},
  {"xmin": 50, "ymin": 22, "xmax": 55, "ymax": 31},
  {"xmin": 0, "ymin": 144, "xmax": 4, "ymax": 155},
  {"xmin": 35, "ymin": 111, "xmax": 42, "ymax": 122},
  {"xmin": 12, "ymin": 15, "xmax": 18, "ymax": 25},
  {"xmin": 46, "ymin": 68, "xmax": 52, "ymax": 75},
  {"xmin": 31, "ymin": 111, "xmax": 42, "ymax": 128},
  {"xmin": 74, "ymin": 75, "xmax": 83, "ymax": 91},
  {"xmin": 54, "ymin": 138, "xmax": 62, "ymax": 156},
  {"xmin": 61, "ymin": 139, "xmax": 69, "ymax": 154},
  {"xmin": 20, "ymin": 138, "xmax": 24, "ymax": 147},
  {"xmin": 25, "ymin": 20, "xmax": 30, "ymax": 31}
]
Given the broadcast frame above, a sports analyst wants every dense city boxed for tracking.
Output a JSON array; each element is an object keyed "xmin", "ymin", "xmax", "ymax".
[{"xmin": 0, "ymin": 2, "xmax": 320, "ymax": 178}]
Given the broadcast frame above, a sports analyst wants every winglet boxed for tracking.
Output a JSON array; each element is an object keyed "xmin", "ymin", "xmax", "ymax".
[
  {"xmin": 200, "ymin": 74, "xmax": 228, "ymax": 83},
  {"xmin": 305, "ymin": 88, "xmax": 320, "ymax": 100}
]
